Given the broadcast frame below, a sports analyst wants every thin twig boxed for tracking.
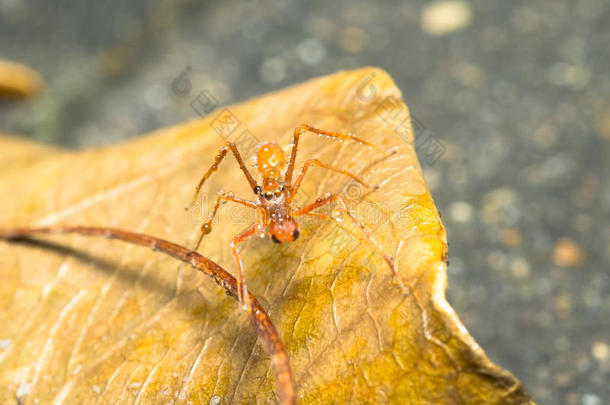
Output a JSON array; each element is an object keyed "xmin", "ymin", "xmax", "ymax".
[{"xmin": 0, "ymin": 225, "xmax": 295, "ymax": 405}]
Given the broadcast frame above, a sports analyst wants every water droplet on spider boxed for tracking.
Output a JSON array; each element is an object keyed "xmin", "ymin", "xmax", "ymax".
[{"xmin": 227, "ymin": 191, "xmax": 234, "ymax": 198}]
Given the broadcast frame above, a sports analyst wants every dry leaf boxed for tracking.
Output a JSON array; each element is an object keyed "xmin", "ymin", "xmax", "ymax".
[
  {"xmin": 0, "ymin": 59, "xmax": 43, "ymax": 99},
  {"xmin": 0, "ymin": 68, "xmax": 533, "ymax": 404}
]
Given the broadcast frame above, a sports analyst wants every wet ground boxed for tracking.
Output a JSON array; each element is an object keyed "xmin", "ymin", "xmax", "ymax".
[{"xmin": 1, "ymin": 1, "xmax": 609, "ymax": 403}]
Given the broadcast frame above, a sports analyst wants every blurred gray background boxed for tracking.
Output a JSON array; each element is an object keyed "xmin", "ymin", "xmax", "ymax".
[{"xmin": 1, "ymin": 1, "xmax": 609, "ymax": 403}]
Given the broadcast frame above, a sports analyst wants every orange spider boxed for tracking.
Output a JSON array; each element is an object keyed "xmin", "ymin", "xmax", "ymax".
[{"xmin": 190, "ymin": 125, "xmax": 397, "ymax": 313}]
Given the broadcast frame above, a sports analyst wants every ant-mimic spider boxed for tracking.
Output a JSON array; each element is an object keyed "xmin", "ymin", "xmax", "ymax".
[{"xmin": 189, "ymin": 125, "xmax": 398, "ymax": 313}]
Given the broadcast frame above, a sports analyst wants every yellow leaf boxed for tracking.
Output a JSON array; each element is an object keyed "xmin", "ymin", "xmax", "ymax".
[
  {"xmin": 0, "ymin": 68, "xmax": 533, "ymax": 404},
  {"xmin": 0, "ymin": 59, "xmax": 43, "ymax": 99}
]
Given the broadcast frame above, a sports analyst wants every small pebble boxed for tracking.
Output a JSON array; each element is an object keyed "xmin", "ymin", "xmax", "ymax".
[
  {"xmin": 420, "ymin": 1, "xmax": 472, "ymax": 36},
  {"xmin": 553, "ymin": 293, "xmax": 572, "ymax": 317},
  {"xmin": 422, "ymin": 168, "xmax": 440, "ymax": 190},
  {"xmin": 510, "ymin": 257, "xmax": 530, "ymax": 280},
  {"xmin": 338, "ymin": 27, "xmax": 368, "ymax": 53},
  {"xmin": 554, "ymin": 370, "xmax": 572, "ymax": 387},
  {"xmin": 259, "ymin": 57, "xmax": 286, "ymax": 84},
  {"xmin": 591, "ymin": 341, "xmax": 609, "ymax": 363},
  {"xmin": 449, "ymin": 201, "xmax": 473, "ymax": 223},
  {"xmin": 501, "ymin": 228, "xmax": 522, "ymax": 247},
  {"xmin": 553, "ymin": 238, "xmax": 586, "ymax": 267},
  {"xmin": 581, "ymin": 393, "xmax": 602, "ymax": 405},
  {"xmin": 596, "ymin": 109, "xmax": 610, "ymax": 141},
  {"xmin": 565, "ymin": 392, "xmax": 580, "ymax": 405},
  {"xmin": 548, "ymin": 63, "xmax": 591, "ymax": 90},
  {"xmin": 296, "ymin": 38, "xmax": 326, "ymax": 65}
]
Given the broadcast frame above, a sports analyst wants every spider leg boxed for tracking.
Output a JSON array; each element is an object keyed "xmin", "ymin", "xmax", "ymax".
[
  {"xmin": 193, "ymin": 194, "xmax": 258, "ymax": 251},
  {"xmin": 231, "ymin": 223, "xmax": 259, "ymax": 313},
  {"xmin": 190, "ymin": 142, "xmax": 258, "ymax": 206},
  {"xmin": 284, "ymin": 124, "xmax": 382, "ymax": 189},
  {"xmin": 293, "ymin": 194, "xmax": 407, "ymax": 293},
  {"xmin": 288, "ymin": 158, "xmax": 378, "ymax": 203}
]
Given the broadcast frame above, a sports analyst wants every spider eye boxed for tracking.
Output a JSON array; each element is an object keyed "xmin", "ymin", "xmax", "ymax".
[
  {"xmin": 264, "ymin": 192, "xmax": 273, "ymax": 200},
  {"xmin": 274, "ymin": 188, "xmax": 282, "ymax": 197},
  {"xmin": 254, "ymin": 185, "xmax": 262, "ymax": 195}
]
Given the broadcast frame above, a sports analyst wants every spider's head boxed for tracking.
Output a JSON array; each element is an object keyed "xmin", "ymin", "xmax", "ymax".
[
  {"xmin": 259, "ymin": 177, "xmax": 284, "ymax": 201},
  {"xmin": 269, "ymin": 216, "xmax": 300, "ymax": 244}
]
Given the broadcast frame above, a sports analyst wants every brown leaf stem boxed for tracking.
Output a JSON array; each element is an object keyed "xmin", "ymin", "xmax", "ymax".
[{"xmin": 0, "ymin": 225, "xmax": 295, "ymax": 405}]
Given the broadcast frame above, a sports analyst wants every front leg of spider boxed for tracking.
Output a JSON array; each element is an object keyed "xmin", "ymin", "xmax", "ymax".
[
  {"xmin": 189, "ymin": 141, "xmax": 257, "ymax": 206},
  {"xmin": 288, "ymin": 158, "xmax": 378, "ymax": 204},
  {"xmin": 193, "ymin": 193, "xmax": 257, "ymax": 252},
  {"xmin": 283, "ymin": 124, "xmax": 380, "ymax": 191},
  {"xmin": 293, "ymin": 193, "xmax": 407, "ymax": 293},
  {"xmin": 230, "ymin": 223, "xmax": 259, "ymax": 313}
]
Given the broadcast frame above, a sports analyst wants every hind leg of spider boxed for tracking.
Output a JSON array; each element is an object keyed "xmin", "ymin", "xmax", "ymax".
[
  {"xmin": 284, "ymin": 124, "xmax": 383, "ymax": 186},
  {"xmin": 293, "ymin": 194, "xmax": 407, "ymax": 293},
  {"xmin": 189, "ymin": 142, "xmax": 258, "ymax": 207},
  {"xmin": 288, "ymin": 158, "xmax": 378, "ymax": 203},
  {"xmin": 193, "ymin": 194, "xmax": 258, "ymax": 251},
  {"xmin": 231, "ymin": 223, "xmax": 259, "ymax": 313}
]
